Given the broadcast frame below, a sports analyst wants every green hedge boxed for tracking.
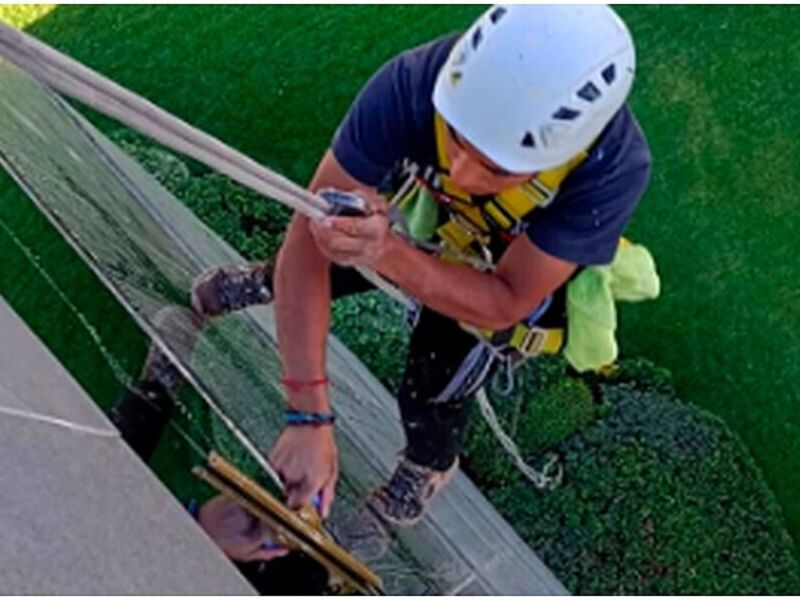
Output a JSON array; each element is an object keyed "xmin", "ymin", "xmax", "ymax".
[
  {"xmin": 113, "ymin": 130, "xmax": 292, "ymax": 260},
  {"xmin": 461, "ymin": 357, "xmax": 602, "ymax": 489},
  {"xmin": 117, "ymin": 133, "xmax": 799, "ymax": 594},
  {"xmin": 481, "ymin": 383, "xmax": 800, "ymax": 594}
]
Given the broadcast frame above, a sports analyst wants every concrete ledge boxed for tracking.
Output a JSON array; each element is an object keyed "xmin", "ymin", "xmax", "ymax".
[{"xmin": 0, "ymin": 297, "xmax": 254, "ymax": 595}]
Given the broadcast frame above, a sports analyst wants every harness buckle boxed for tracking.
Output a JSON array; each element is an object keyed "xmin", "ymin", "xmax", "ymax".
[{"xmin": 516, "ymin": 325, "xmax": 547, "ymax": 357}]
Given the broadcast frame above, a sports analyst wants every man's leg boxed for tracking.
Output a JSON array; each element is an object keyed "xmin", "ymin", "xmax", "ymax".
[
  {"xmin": 114, "ymin": 261, "xmax": 372, "ymax": 459},
  {"xmin": 368, "ymin": 307, "xmax": 493, "ymax": 526},
  {"xmin": 397, "ymin": 308, "xmax": 483, "ymax": 469},
  {"xmin": 109, "ymin": 380, "xmax": 174, "ymax": 462},
  {"xmin": 109, "ymin": 306, "xmax": 202, "ymax": 461},
  {"xmin": 191, "ymin": 260, "xmax": 374, "ymax": 317}
]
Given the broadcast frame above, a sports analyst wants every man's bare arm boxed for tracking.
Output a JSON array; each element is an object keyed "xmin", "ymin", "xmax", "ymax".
[
  {"xmin": 270, "ymin": 150, "xmax": 380, "ymax": 515},
  {"xmin": 272, "ymin": 149, "xmax": 575, "ymax": 512},
  {"xmin": 374, "ymin": 231, "xmax": 577, "ymax": 331},
  {"xmin": 273, "ymin": 150, "xmax": 379, "ymax": 412},
  {"xmin": 306, "ymin": 155, "xmax": 577, "ymax": 331}
]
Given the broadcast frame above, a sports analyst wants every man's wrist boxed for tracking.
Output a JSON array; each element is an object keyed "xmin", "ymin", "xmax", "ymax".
[
  {"xmin": 284, "ymin": 409, "xmax": 335, "ymax": 427},
  {"xmin": 284, "ymin": 386, "xmax": 331, "ymax": 412}
]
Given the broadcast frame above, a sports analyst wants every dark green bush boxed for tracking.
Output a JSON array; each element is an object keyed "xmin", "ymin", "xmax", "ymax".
[
  {"xmin": 179, "ymin": 172, "xmax": 290, "ymax": 260},
  {"xmin": 601, "ymin": 356, "xmax": 675, "ymax": 395},
  {"xmin": 483, "ymin": 384, "xmax": 800, "ymax": 594},
  {"xmin": 462, "ymin": 357, "xmax": 603, "ymax": 488},
  {"xmin": 330, "ymin": 291, "xmax": 409, "ymax": 390},
  {"xmin": 112, "ymin": 130, "xmax": 290, "ymax": 260}
]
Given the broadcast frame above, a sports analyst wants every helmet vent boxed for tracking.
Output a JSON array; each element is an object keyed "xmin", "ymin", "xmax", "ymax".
[
  {"xmin": 472, "ymin": 26, "xmax": 483, "ymax": 50},
  {"xmin": 602, "ymin": 64, "xmax": 616, "ymax": 85},
  {"xmin": 521, "ymin": 131, "xmax": 536, "ymax": 148},
  {"xmin": 489, "ymin": 6, "xmax": 507, "ymax": 24},
  {"xmin": 577, "ymin": 82, "xmax": 601, "ymax": 102},
  {"xmin": 553, "ymin": 107, "xmax": 581, "ymax": 121}
]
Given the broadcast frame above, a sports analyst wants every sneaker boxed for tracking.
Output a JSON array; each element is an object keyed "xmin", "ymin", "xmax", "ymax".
[
  {"xmin": 190, "ymin": 262, "xmax": 273, "ymax": 318},
  {"xmin": 367, "ymin": 456, "xmax": 459, "ymax": 527}
]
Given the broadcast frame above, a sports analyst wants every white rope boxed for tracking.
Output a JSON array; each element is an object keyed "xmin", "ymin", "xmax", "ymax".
[
  {"xmin": 0, "ymin": 22, "xmax": 414, "ymax": 311},
  {"xmin": 475, "ymin": 387, "xmax": 562, "ymax": 490}
]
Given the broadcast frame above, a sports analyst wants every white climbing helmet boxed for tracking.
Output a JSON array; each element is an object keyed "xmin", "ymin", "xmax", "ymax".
[{"xmin": 433, "ymin": 4, "xmax": 636, "ymax": 173}]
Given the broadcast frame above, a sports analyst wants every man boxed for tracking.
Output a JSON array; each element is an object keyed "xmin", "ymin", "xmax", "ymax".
[{"xmin": 194, "ymin": 5, "xmax": 651, "ymax": 527}]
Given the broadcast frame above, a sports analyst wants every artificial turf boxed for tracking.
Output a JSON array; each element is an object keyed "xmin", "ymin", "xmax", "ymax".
[{"xmin": 0, "ymin": 3, "xmax": 798, "ymax": 562}]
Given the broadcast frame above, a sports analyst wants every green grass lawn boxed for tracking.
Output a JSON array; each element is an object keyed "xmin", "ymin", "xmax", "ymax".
[{"xmin": 1, "ymin": 3, "xmax": 798, "ymax": 562}]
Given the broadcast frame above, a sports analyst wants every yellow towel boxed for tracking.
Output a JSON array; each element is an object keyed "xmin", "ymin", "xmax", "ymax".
[{"xmin": 564, "ymin": 241, "xmax": 660, "ymax": 372}]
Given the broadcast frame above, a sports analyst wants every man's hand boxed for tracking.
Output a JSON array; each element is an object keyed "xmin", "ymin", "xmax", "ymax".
[
  {"xmin": 197, "ymin": 494, "xmax": 289, "ymax": 562},
  {"xmin": 269, "ymin": 425, "xmax": 338, "ymax": 519},
  {"xmin": 309, "ymin": 193, "xmax": 391, "ymax": 268}
]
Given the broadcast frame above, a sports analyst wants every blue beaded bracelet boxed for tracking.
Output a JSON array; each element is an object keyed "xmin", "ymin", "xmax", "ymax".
[{"xmin": 283, "ymin": 409, "xmax": 336, "ymax": 426}]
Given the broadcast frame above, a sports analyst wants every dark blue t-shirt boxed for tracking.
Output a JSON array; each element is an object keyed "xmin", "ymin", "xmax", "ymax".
[{"xmin": 332, "ymin": 34, "xmax": 652, "ymax": 266}]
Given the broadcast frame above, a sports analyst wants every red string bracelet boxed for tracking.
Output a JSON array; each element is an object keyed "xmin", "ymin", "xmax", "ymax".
[{"xmin": 279, "ymin": 377, "xmax": 329, "ymax": 393}]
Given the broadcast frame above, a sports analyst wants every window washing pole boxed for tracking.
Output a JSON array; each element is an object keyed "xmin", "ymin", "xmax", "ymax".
[{"xmin": 0, "ymin": 22, "xmax": 413, "ymax": 310}]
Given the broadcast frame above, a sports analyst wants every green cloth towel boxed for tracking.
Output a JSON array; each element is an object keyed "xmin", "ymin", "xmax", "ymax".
[{"xmin": 564, "ymin": 242, "xmax": 660, "ymax": 372}]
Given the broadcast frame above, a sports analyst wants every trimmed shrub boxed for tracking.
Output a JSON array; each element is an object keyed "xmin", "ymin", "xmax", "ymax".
[
  {"xmin": 112, "ymin": 130, "xmax": 290, "ymax": 260},
  {"xmin": 179, "ymin": 172, "xmax": 290, "ymax": 260},
  {"xmin": 483, "ymin": 384, "xmax": 800, "ymax": 594},
  {"xmin": 330, "ymin": 291, "xmax": 409, "ymax": 390},
  {"xmin": 601, "ymin": 355, "xmax": 675, "ymax": 395},
  {"xmin": 462, "ymin": 356, "xmax": 603, "ymax": 488}
]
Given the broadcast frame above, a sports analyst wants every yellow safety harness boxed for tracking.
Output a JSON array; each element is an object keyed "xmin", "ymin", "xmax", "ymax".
[
  {"xmin": 392, "ymin": 113, "xmax": 591, "ymax": 360},
  {"xmin": 432, "ymin": 114, "xmax": 589, "ymax": 265}
]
